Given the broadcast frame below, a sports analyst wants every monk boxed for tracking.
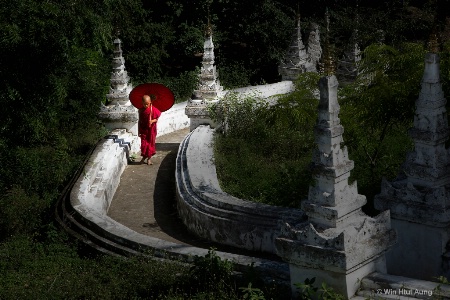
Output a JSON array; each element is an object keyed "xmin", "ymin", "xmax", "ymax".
[{"xmin": 138, "ymin": 94, "xmax": 161, "ymax": 165}]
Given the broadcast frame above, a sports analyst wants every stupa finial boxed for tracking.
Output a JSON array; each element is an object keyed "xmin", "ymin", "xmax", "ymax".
[
  {"xmin": 323, "ymin": 8, "xmax": 335, "ymax": 75},
  {"xmin": 427, "ymin": 26, "xmax": 440, "ymax": 54},
  {"xmin": 205, "ymin": 6, "xmax": 212, "ymax": 37}
]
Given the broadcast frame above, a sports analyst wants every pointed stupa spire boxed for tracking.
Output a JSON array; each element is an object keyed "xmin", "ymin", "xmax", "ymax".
[
  {"xmin": 106, "ymin": 32, "xmax": 132, "ymax": 105},
  {"xmin": 192, "ymin": 8, "xmax": 223, "ymax": 101},
  {"xmin": 373, "ymin": 27, "xmax": 450, "ymax": 279},
  {"xmin": 303, "ymin": 63, "xmax": 366, "ymax": 228},
  {"xmin": 99, "ymin": 34, "xmax": 138, "ymax": 135},
  {"xmin": 403, "ymin": 30, "xmax": 449, "ymax": 188},
  {"xmin": 321, "ymin": 8, "xmax": 336, "ymax": 76},
  {"xmin": 205, "ymin": 6, "xmax": 213, "ymax": 37},
  {"xmin": 336, "ymin": 2, "xmax": 361, "ymax": 83},
  {"xmin": 276, "ymin": 23, "xmax": 394, "ymax": 295},
  {"xmin": 278, "ymin": 6, "xmax": 314, "ymax": 80},
  {"xmin": 427, "ymin": 25, "xmax": 440, "ymax": 53},
  {"xmin": 375, "ymin": 27, "xmax": 450, "ymax": 222}
]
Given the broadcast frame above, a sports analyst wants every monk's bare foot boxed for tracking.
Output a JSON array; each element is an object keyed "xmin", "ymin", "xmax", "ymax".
[
  {"xmin": 140, "ymin": 157, "xmax": 146, "ymax": 164},
  {"xmin": 147, "ymin": 160, "xmax": 153, "ymax": 165}
]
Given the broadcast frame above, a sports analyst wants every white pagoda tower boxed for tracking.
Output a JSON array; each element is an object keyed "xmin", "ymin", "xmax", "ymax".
[
  {"xmin": 276, "ymin": 27, "xmax": 394, "ymax": 298},
  {"xmin": 185, "ymin": 18, "xmax": 224, "ymax": 131},
  {"xmin": 99, "ymin": 36, "xmax": 138, "ymax": 135},
  {"xmin": 374, "ymin": 32, "xmax": 450, "ymax": 280}
]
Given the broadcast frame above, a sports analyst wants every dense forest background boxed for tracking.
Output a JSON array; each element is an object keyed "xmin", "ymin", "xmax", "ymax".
[{"xmin": 0, "ymin": 0, "xmax": 449, "ymax": 297}]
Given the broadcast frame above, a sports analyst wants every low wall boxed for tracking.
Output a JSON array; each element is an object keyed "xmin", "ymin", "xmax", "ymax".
[
  {"xmin": 175, "ymin": 125, "xmax": 306, "ymax": 254},
  {"xmin": 230, "ymin": 81, "xmax": 294, "ymax": 100},
  {"xmin": 70, "ymin": 129, "xmax": 139, "ymax": 214},
  {"xmin": 68, "ymin": 128, "xmax": 289, "ymax": 282},
  {"xmin": 157, "ymin": 101, "xmax": 190, "ymax": 137}
]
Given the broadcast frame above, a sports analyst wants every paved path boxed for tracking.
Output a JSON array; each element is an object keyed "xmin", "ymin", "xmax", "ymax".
[{"xmin": 107, "ymin": 128, "xmax": 280, "ymax": 260}]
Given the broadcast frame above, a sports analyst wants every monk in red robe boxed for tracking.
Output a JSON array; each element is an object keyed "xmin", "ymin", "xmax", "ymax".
[{"xmin": 138, "ymin": 94, "xmax": 161, "ymax": 165}]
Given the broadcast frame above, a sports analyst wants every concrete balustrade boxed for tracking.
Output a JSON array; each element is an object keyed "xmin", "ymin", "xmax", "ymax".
[
  {"xmin": 176, "ymin": 125, "xmax": 305, "ymax": 254},
  {"xmin": 157, "ymin": 101, "xmax": 190, "ymax": 137},
  {"xmin": 71, "ymin": 129, "xmax": 138, "ymax": 214}
]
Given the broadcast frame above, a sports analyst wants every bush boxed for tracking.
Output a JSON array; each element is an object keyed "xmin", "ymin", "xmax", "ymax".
[
  {"xmin": 0, "ymin": 234, "xmax": 189, "ymax": 299},
  {"xmin": 211, "ymin": 73, "xmax": 320, "ymax": 208}
]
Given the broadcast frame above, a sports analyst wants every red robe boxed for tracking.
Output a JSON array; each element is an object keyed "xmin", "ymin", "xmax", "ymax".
[{"xmin": 138, "ymin": 105, "xmax": 161, "ymax": 158}]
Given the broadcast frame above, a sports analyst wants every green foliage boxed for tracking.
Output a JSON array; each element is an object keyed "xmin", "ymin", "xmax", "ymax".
[
  {"xmin": 213, "ymin": 41, "xmax": 438, "ymax": 211},
  {"xmin": 433, "ymin": 275, "xmax": 450, "ymax": 299},
  {"xmin": 340, "ymin": 42, "xmax": 425, "ymax": 208},
  {"xmin": 294, "ymin": 277, "xmax": 318, "ymax": 300},
  {"xmin": 435, "ymin": 276, "xmax": 450, "ymax": 284},
  {"xmin": 294, "ymin": 278, "xmax": 345, "ymax": 300},
  {"xmin": 212, "ymin": 73, "xmax": 319, "ymax": 207},
  {"xmin": 0, "ymin": 187, "xmax": 47, "ymax": 239},
  {"xmin": 0, "ymin": 234, "xmax": 189, "ymax": 299},
  {"xmin": 0, "ymin": 0, "xmax": 112, "ymax": 240},
  {"xmin": 158, "ymin": 69, "xmax": 200, "ymax": 103},
  {"xmin": 213, "ymin": 0, "xmax": 294, "ymax": 84},
  {"xmin": 240, "ymin": 282, "xmax": 266, "ymax": 300},
  {"xmin": 219, "ymin": 63, "xmax": 252, "ymax": 89},
  {"xmin": 189, "ymin": 248, "xmax": 234, "ymax": 291}
]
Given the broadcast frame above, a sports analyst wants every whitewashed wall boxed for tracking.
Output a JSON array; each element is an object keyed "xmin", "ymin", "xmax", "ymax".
[
  {"xmin": 230, "ymin": 81, "xmax": 294, "ymax": 99},
  {"xmin": 156, "ymin": 101, "xmax": 190, "ymax": 137}
]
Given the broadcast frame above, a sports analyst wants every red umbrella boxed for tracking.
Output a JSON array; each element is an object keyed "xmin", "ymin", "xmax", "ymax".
[{"xmin": 129, "ymin": 83, "xmax": 175, "ymax": 112}]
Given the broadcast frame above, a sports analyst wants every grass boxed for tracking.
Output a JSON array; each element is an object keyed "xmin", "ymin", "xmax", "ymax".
[
  {"xmin": 214, "ymin": 134, "xmax": 312, "ymax": 208},
  {"xmin": 0, "ymin": 233, "xmax": 291, "ymax": 299}
]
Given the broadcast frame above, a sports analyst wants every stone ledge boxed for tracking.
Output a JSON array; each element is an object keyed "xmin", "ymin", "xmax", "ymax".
[
  {"xmin": 67, "ymin": 128, "xmax": 289, "ymax": 282},
  {"xmin": 176, "ymin": 125, "xmax": 305, "ymax": 254},
  {"xmin": 157, "ymin": 101, "xmax": 190, "ymax": 137},
  {"xmin": 70, "ymin": 129, "xmax": 139, "ymax": 214},
  {"xmin": 230, "ymin": 81, "xmax": 295, "ymax": 101}
]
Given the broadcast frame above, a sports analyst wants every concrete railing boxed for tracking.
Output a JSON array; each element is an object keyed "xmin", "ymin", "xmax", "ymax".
[
  {"xmin": 230, "ymin": 81, "xmax": 295, "ymax": 100},
  {"xmin": 175, "ymin": 125, "xmax": 306, "ymax": 254},
  {"xmin": 66, "ymin": 128, "xmax": 289, "ymax": 282},
  {"xmin": 70, "ymin": 129, "xmax": 139, "ymax": 214},
  {"xmin": 157, "ymin": 101, "xmax": 190, "ymax": 137}
]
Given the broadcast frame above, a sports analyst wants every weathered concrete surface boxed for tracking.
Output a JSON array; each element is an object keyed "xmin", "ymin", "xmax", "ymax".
[
  {"xmin": 374, "ymin": 52, "xmax": 450, "ymax": 281},
  {"xmin": 107, "ymin": 128, "xmax": 281, "ymax": 259},
  {"xmin": 70, "ymin": 129, "xmax": 139, "ymax": 214},
  {"xmin": 276, "ymin": 74, "xmax": 394, "ymax": 299},
  {"xmin": 231, "ymin": 81, "xmax": 294, "ymax": 100},
  {"xmin": 356, "ymin": 272, "xmax": 450, "ymax": 299},
  {"xmin": 157, "ymin": 101, "xmax": 190, "ymax": 137},
  {"xmin": 176, "ymin": 125, "xmax": 305, "ymax": 254},
  {"xmin": 67, "ymin": 127, "xmax": 289, "ymax": 285}
]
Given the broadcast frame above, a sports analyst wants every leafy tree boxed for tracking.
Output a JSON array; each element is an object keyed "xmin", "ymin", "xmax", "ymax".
[
  {"xmin": 0, "ymin": 0, "xmax": 113, "ymax": 238},
  {"xmin": 340, "ymin": 42, "xmax": 427, "ymax": 210}
]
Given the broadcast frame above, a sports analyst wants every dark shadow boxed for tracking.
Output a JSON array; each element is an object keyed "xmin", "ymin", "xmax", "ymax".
[
  {"xmin": 155, "ymin": 142, "xmax": 180, "ymax": 151},
  {"xmin": 153, "ymin": 143, "xmax": 281, "ymax": 261}
]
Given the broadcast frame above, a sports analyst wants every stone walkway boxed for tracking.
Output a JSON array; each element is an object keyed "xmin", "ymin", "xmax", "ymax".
[{"xmin": 107, "ymin": 128, "xmax": 280, "ymax": 260}]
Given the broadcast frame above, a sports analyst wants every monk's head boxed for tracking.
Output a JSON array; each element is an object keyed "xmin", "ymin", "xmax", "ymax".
[{"xmin": 142, "ymin": 95, "xmax": 151, "ymax": 108}]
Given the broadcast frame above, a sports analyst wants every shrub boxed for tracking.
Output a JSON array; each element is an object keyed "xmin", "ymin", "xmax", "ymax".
[{"xmin": 211, "ymin": 73, "xmax": 319, "ymax": 208}]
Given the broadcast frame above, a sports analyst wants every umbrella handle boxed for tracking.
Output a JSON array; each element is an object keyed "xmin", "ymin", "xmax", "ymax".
[{"xmin": 149, "ymin": 105, "xmax": 155, "ymax": 127}]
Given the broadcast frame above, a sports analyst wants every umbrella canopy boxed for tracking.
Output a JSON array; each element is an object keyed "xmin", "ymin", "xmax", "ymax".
[{"xmin": 129, "ymin": 83, "xmax": 175, "ymax": 112}]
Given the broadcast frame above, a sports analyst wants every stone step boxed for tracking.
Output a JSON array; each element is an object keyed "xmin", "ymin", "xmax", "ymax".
[{"xmin": 58, "ymin": 188, "xmax": 144, "ymax": 258}]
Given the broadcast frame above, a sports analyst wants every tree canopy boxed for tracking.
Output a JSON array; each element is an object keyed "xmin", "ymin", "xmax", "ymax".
[{"xmin": 0, "ymin": 0, "xmax": 448, "ymax": 237}]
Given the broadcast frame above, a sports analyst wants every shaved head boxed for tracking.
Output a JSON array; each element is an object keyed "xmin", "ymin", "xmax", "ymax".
[{"xmin": 142, "ymin": 95, "xmax": 151, "ymax": 104}]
